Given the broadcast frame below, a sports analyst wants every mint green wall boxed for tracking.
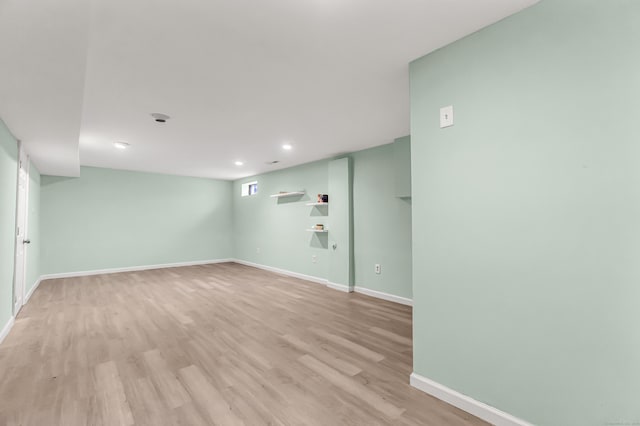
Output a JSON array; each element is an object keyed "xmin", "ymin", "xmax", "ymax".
[
  {"xmin": 328, "ymin": 157, "xmax": 353, "ymax": 288},
  {"xmin": 0, "ymin": 120, "xmax": 18, "ymax": 328},
  {"xmin": 352, "ymin": 143, "xmax": 412, "ymax": 299},
  {"xmin": 410, "ymin": 1, "xmax": 640, "ymax": 425},
  {"xmin": 26, "ymin": 163, "xmax": 40, "ymax": 294},
  {"xmin": 393, "ymin": 136, "xmax": 411, "ymax": 198},
  {"xmin": 233, "ymin": 160, "xmax": 330, "ymax": 279},
  {"xmin": 41, "ymin": 166, "xmax": 233, "ymax": 275},
  {"xmin": 233, "ymin": 144, "xmax": 412, "ymax": 299}
]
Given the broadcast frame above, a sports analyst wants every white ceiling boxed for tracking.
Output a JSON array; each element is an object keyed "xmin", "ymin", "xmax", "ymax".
[{"xmin": 0, "ymin": 0, "xmax": 538, "ymax": 180}]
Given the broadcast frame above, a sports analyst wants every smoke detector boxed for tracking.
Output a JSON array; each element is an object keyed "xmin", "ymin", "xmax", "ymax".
[{"xmin": 151, "ymin": 113, "xmax": 170, "ymax": 123}]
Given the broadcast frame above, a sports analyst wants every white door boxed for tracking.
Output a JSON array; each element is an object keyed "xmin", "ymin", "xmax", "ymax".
[{"xmin": 13, "ymin": 145, "xmax": 29, "ymax": 315}]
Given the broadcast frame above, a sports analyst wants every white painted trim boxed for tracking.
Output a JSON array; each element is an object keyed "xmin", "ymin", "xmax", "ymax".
[
  {"xmin": 39, "ymin": 259, "xmax": 234, "ymax": 280},
  {"xmin": 24, "ymin": 277, "xmax": 42, "ymax": 304},
  {"xmin": 231, "ymin": 259, "xmax": 356, "ymax": 295},
  {"xmin": 327, "ymin": 282, "xmax": 352, "ymax": 293},
  {"xmin": 410, "ymin": 373, "xmax": 533, "ymax": 426},
  {"xmin": 231, "ymin": 259, "xmax": 328, "ymax": 285},
  {"xmin": 0, "ymin": 316, "xmax": 15, "ymax": 346},
  {"xmin": 232, "ymin": 259, "xmax": 415, "ymax": 304},
  {"xmin": 354, "ymin": 286, "xmax": 412, "ymax": 306},
  {"xmin": 13, "ymin": 143, "xmax": 30, "ymax": 315}
]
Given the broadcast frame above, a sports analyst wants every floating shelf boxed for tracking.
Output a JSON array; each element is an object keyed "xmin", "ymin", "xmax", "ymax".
[
  {"xmin": 270, "ymin": 191, "xmax": 305, "ymax": 198},
  {"xmin": 306, "ymin": 202, "xmax": 329, "ymax": 206},
  {"xmin": 307, "ymin": 229, "xmax": 328, "ymax": 233}
]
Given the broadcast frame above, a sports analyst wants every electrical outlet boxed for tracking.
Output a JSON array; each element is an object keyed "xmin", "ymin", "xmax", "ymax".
[
  {"xmin": 375, "ymin": 264, "xmax": 381, "ymax": 274},
  {"xmin": 256, "ymin": 247, "xmax": 260, "ymax": 254},
  {"xmin": 440, "ymin": 105, "xmax": 454, "ymax": 128},
  {"xmin": 312, "ymin": 255, "xmax": 317, "ymax": 263}
]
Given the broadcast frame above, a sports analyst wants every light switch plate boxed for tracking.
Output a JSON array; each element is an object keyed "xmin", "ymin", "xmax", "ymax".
[{"xmin": 440, "ymin": 105, "xmax": 454, "ymax": 128}]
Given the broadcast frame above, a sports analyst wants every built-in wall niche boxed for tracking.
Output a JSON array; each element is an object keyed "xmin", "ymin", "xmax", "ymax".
[
  {"xmin": 309, "ymin": 227, "xmax": 328, "ymax": 249},
  {"xmin": 308, "ymin": 195, "xmax": 328, "ymax": 217},
  {"xmin": 307, "ymin": 224, "xmax": 328, "ymax": 233},
  {"xmin": 308, "ymin": 194, "xmax": 329, "ymax": 245}
]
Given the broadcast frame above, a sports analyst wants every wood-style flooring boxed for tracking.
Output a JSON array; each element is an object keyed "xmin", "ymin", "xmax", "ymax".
[{"xmin": 0, "ymin": 263, "xmax": 486, "ymax": 425}]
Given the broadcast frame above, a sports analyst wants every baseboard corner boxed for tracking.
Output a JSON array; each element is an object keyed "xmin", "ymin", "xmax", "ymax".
[
  {"xmin": 354, "ymin": 286, "xmax": 412, "ymax": 306},
  {"xmin": 409, "ymin": 373, "xmax": 532, "ymax": 426},
  {"xmin": 231, "ymin": 259, "xmax": 329, "ymax": 286},
  {"xmin": 0, "ymin": 316, "xmax": 15, "ymax": 346},
  {"xmin": 326, "ymin": 282, "xmax": 353, "ymax": 293},
  {"xmin": 24, "ymin": 277, "xmax": 42, "ymax": 304}
]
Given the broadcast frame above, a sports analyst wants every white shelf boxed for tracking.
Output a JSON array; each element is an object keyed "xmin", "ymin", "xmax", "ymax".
[
  {"xmin": 306, "ymin": 229, "xmax": 328, "ymax": 233},
  {"xmin": 306, "ymin": 202, "xmax": 329, "ymax": 206},
  {"xmin": 270, "ymin": 191, "xmax": 305, "ymax": 198}
]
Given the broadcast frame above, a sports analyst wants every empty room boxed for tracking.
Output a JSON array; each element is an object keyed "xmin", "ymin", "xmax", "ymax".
[{"xmin": 1, "ymin": 1, "xmax": 638, "ymax": 425}]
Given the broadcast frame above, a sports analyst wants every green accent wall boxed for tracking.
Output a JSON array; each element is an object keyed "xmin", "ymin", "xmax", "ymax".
[
  {"xmin": 393, "ymin": 136, "xmax": 411, "ymax": 198},
  {"xmin": 233, "ymin": 143, "xmax": 412, "ymax": 299},
  {"xmin": 26, "ymin": 163, "xmax": 40, "ymax": 295},
  {"xmin": 233, "ymin": 160, "xmax": 330, "ymax": 279},
  {"xmin": 410, "ymin": 1, "xmax": 640, "ymax": 425},
  {"xmin": 41, "ymin": 166, "xmax": 233, "ymax": 275},
  {"xmin": 0, "ymin": 119, "xmax": 18, "ymax": 328},
  {"xmin": 352, "ymin": 142, "xmax": 412, "ymax": 299},
  {"xmin": 328, "ymin": 157, "xmax": 353, "ymax": 288}
]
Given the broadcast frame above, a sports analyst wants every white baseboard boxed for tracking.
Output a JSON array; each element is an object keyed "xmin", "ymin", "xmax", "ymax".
[
  {"xmin": 39, "ymin": 258, "xmax": 234, "ymax": 281},
  {"xmin": 354, "ymin": 286, "xmax": 412, "ymax": 306},
  {"xmin": 24, "ymin": 277, "xmax": 42, "ymax": 304},
  {"xmin": 232, "ymin": 259, "xmax": 329, "ymax": 286},
  {"xmin": 232, "ymin": 259, "xmax": 353, "ymax": 294},
  {"xmin": 327, "ymin": 282, "xmax": 352, "ymax": 293},
  {"xmin": 232, "ymin": 259, "xmax": 415, "ymax": 305},
  {"xmin": 0, "ymin": 316, "xmax": 15, "ymax": 346},
  {"xmin": 410, "ymin": 373, "xmax": 532, "ymax": 426}
]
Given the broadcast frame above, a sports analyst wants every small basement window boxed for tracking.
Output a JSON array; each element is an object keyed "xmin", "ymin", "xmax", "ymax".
[{"xmin": 241, "ymin": 181, "xmax": 258, "ymax": 197}]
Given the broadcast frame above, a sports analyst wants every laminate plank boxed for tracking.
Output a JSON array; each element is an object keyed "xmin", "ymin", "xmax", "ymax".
[
  {"xmin": 280, "ymin": 333, "xmax": 363, "ymax": 376},
  {"xmin": 93, "ymin": 361, "xmax": 134, "ymax": 425},
  {"xmin": 177, "ymin": 364, "xmax": 244, "ymax": 425},
  {"xmin": 122, "ymin": 377, "xmax": 172, "ymax": 426},
  {"xmin": 142, "ymin": 349, "xmax": 191, "ymax": 409},
  {"xmin": 298, "ymin": 354, "xmax": 405, "ymax": 419},
  {"xmin": 0, "ymin": 262, "xmax": 488, "ymax": 426},
  {"xmin": 309, "ymin": 327, "xmax": 386, "ymax": 362}
]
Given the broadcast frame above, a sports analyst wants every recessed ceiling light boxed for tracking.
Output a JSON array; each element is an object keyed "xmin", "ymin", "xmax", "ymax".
[
  {"xmin": 235, "ymin": 161, "xmax": 244, "ymax": 166},
  {"xmin": 282, "ymin": 144, "xmax": 292, "ymax": 150},
  {"xmin": 151, "ymin": 112, "xmax": 170, "ymax": 123},
  {"xmin": 114, "ymin": 141, "xmax": 130, "ymax": 150}
]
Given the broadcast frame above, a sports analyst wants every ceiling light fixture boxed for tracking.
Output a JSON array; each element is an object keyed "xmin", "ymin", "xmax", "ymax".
[
  {"xmin": 282, "ymin": 143, "xmax": 292, "ymax": 150},
  {"xmin": 151, "ymin": 112, "xmax": 170, "ymax": 123},
  {"xmin": 114, "ymin": 141, "xmax": 130, "ymax": 149},
  {"xmin": 235, "ymin": 161, "xmax": 244, "ymax": 166}
]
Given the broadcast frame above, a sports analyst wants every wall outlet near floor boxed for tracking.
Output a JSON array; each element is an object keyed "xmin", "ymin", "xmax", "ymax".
[
  {"xmin": 312, "ymin": 255, "xmax": 317, "ymax": 263},
  {"xmin": 375, "ymin": 264, "xmax": 381, "ymax": 274},
  {"xmin": 256, "ymin": 247, "xmax": 260, "ymax": 254}
]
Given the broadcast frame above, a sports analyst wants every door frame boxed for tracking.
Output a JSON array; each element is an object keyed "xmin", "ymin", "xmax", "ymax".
[{"xmin": 13, "ymin": 142, "xmax": 30, "ymax": 316}]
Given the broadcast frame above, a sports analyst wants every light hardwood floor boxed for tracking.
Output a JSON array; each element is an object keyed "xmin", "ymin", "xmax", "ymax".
[{"xmin": 0, "ymin": 263, "xmax": 487, "ymax": 425}]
